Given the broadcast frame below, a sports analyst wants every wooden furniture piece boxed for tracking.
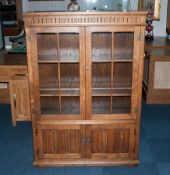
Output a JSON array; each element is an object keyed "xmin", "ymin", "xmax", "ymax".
[
  {"xmin": 0, "ymin": 0, "xmax": 23, "ymax": 36},
  {"xmin": 23, "ymin": 11, "xmax": 146, "ymax": 167},
  {"xmin": 167, "ymin": 0, "xmax": 170, "ymax": 36},
  {"xmin": 143, "ymin": 37, "xmax": 170, "ymax": 104},
  {"xmin": 0, "ymin": 53, "xmax": 31, "ymax": 126}
]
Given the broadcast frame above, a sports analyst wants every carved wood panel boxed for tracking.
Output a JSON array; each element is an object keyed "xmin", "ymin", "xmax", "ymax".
[
  {"xmin": 90, "ymin": 124, "xmax": 135, "ymax": 159},
  {"xmin": 37, "ymin": 124, "xmax": 84, "ymax": 159}
]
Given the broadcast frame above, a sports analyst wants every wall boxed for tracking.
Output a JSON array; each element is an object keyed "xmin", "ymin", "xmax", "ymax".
[
  {"xmin": 22, "ymin": 0, "xmax": 167, "ymax": 37},
  {"xmin": 22, "ymin": 0, "xmax": 138, "ymax": 11},
  {"xmin": 153, "ymin": 0, "xmax": 168, "ymax": 37}
]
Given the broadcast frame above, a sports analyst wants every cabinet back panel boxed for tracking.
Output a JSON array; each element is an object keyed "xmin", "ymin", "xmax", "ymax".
[
  {"xmin": 37, "ymin": 33, "xmax": 58, "ymax": 60},
  {"xmin": 39, "ymin": 63, "xmax": 59, "ymax": 89},
  {"xmin": 92, "ymin": 63, "xmax": 111, "ymax": 88},
  {"xmin": 59, "ymin": 33, "xmax": 79, "ymax": 62},
  {"xmin": 92, "ymin": 32, "xmax": 112, "ymax": 61},
  {"xmin": 113, "ymin": 63, "xmax": 132, "ymax": 87},
  {"xmin": 114, "ymin": 32, "xmax": 134, "ymax": 60}
]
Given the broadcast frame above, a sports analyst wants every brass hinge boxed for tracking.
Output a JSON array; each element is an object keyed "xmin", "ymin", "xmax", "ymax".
[
  {"xmin": 32, "ymin": 108, "xmax": 36, "ymax": 115},
  {"xmin": 29, "ymin": 34, "xmax": 32, "ymax": 42},
  {"xmin": 134, "ymin": 107, "xmax": 139, "ymax": 114},
  {"xmin": 81, "ymin": 138, "xmax": 86, "ymax": 145},
  {"xmin": 138, "ymin": 32, "xmax": 142, "ymax": 41}
]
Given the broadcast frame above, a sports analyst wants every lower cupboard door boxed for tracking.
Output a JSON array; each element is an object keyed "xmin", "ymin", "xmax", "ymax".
[
  {"xmin": 88, "ymin": 124, "xmax": 136, "ymax": 160},
  {"xmin": 37, "ymin": 124, "xmax": 85, "ymax": 160}
]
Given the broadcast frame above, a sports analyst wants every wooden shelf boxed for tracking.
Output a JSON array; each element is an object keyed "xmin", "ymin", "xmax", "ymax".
[{"xmin": 40, "ymin": 89, "xmax": 80, "ymax": 96}]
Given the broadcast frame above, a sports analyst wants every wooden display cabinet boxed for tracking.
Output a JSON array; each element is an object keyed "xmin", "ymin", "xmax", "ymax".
[{"xmin": 23, "ymin": 12, "xmax": 146, "ymax": 167}]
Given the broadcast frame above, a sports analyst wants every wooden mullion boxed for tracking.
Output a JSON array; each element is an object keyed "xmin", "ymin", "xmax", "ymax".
[
  {"xmin": 111, "ymin": 32, "xmax": 115, "ymax": 114},
  {"xmin": 79, "ymin": 27, "xmax": 86, "ymax": 121},
  {"xmin": 57, "ymin": 33, "xmax": 62, "ymax": 115}
]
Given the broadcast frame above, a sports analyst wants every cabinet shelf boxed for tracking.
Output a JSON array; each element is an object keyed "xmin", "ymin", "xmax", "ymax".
[
  {"xmin": 92, "ymin": 88, "xmax": 131, "ymax": 96},
  {"xmin": 38, "ymin": 56, "xmax": 80, "ymax": 63},
  {"xmin": 92, "ymin": 59, "xmax": 133, "ymax": 63},
  {"xmin": 92, "ymin": 86, "xmax": 132, "ymax": 90},
  {"xmin": 93, "ymin": 107, "xmax": 131, "ymax": 114},
  {"xmin": 114, "ymin": 59, "xmax": 133, "ymax": 63},
  {"xmin": 40, "ymin": 89, "xmax": 80, "ymax": 97}
]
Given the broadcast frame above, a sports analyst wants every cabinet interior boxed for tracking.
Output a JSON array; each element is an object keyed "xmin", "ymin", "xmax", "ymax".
[{"xmin": 37, "ymin": 31, "xmax": 134, "ymax": 115}]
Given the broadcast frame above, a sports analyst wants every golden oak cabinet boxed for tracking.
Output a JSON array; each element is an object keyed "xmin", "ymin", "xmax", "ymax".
[
  {"xmin": 23, "ymin": 12, "xmax": 146, "ymax": 167},
  {"xmin": 9, "ymin": 77, "xmax": 31, "ymax": 126}
]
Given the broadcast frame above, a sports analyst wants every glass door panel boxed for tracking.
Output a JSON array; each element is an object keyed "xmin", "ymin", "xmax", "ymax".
[
  {"xmin": 92, "ymin": 63, "xmax": 111, "ymax": 88},
  {"xmin": 60, "ymin": 63, "xmax": 80, "ymax": 89},
  {"xmin": 61, "ymin": 96, "xmax": 80, "ymax": 115},
  {"xmin": 90, "ymin": 29, "xmax": 135, "ymax": 116},
  {"xmin": 92, "ymin": 32, "xmax": 112, "ymax": 62},
  {"xmin": 36, "ymin": 29, "xmax": 83, "ymax": 118},
  {"xmin": 92, "ymin": 96, "xmax": 111, "ymax": 114},
  {"xmin": 112, "ymin": 96, "xmax": 131, "ymax": 114},
  {"xmin": 59, "ymin": 33, "xmax": 79, "ymax": 62},
  {"xmin": 40, "ymin": 96, "xmax": 60, "ymax": 115},
  {"xmin": 37, "ymin": 33, "xmax": 58, "ymax": 62},
  {"xmin": 114, "ymin": 32, "xmax": 134, "ymax": 61},
  {"xmin": 112, "ymin": 63, "xmax": 132, "ymax": 88},
  {"xmin": 39, "ymin": 63, "xmax": 59, "ymax": 89}
]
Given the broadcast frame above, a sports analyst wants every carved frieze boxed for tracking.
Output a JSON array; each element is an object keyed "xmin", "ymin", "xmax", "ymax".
[{"xmin": 23, "ymin": 12, "xmax": 146, "ymax": 27}]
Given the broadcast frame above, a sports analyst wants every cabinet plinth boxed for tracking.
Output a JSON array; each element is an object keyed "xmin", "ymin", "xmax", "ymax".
[{"xmin": 24, "ymin": 12, "xmax": 146, "ymax": 167}]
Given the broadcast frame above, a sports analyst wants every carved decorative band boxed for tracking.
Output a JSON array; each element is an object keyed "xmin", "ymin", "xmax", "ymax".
[{"xmin": 28, "ymin": 15, "xmax": 144, "ymax": 26}]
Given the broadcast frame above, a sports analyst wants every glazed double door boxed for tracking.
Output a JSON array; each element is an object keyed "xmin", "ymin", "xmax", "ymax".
[{"xmin": 29, "ymin": 26, "xmax": 141, "ymax": 160}]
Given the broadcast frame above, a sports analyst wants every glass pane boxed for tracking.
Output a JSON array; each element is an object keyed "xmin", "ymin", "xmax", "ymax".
[
  {"xmin": 40, "ymin": 97, "xmax": 60, "ymax": 115},
  {"xmin": 39, "ymin": 63, "xmax": 58, "ymax": 89},
  {"xmin": 92, "ymin": 63, "xmax": 111, "ymax": 88},
  {"xmin": 59, "ymin": 33, "xmax": 79, "ymax": 62},
  {"xmin": 114, "ymin": 32, "xmax": 134, "ymax": 61},
  {"xmin": 92, "ymin": 97, "xmax": 111, "ymax": 114},
  {"xmin": 92, "ymin": 32, "xmax": 112, "ymax": 62},
  {"xmin": 60, "ymin": 89, "xmax": 80, "ymax": 96},
  {"xmin": 37, "ymin": 33, "xmax": 57, "ymax": 61},
  {"xmin": 61, "ymin": 97, "xmax": 80, "ymax": 115},
  {"xmin": 40, "ymin": 89, "xmax": 59, "ymax": 96},
  {"xmin": 60, "ymin": 63, "xmax": 80, "ymax": 88},
  {"xmin": 93, "ymin": 89, "xmax": 111, "ymax": 96},
  {"xmin": 37, "ymin": 31, "xmax": 81, "ymax": 117},
  {"xmin": 113, "ymin": 63, "xmax": 132, "ymax": 88},
  {"xmin": 112, "ymin": 97, "xmax": 131, "ymax": 114},
  {"xmin": 112, "ymin": 89, "xmax": 131, "ymax": 96}
]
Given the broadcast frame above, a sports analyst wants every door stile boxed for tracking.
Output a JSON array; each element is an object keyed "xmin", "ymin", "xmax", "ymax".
[
  {"xmin": 131, "ymin": 27, "xmax": 141, "ymax": 119},
  {"xmin": 79, "ymin": 27, "xmax": 86, "ymax": 121}
]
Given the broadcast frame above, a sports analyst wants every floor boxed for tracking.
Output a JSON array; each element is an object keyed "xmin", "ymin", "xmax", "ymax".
[{"xmin": 0, "ymin": 102, "xmax": 170, "ymax": 175}]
